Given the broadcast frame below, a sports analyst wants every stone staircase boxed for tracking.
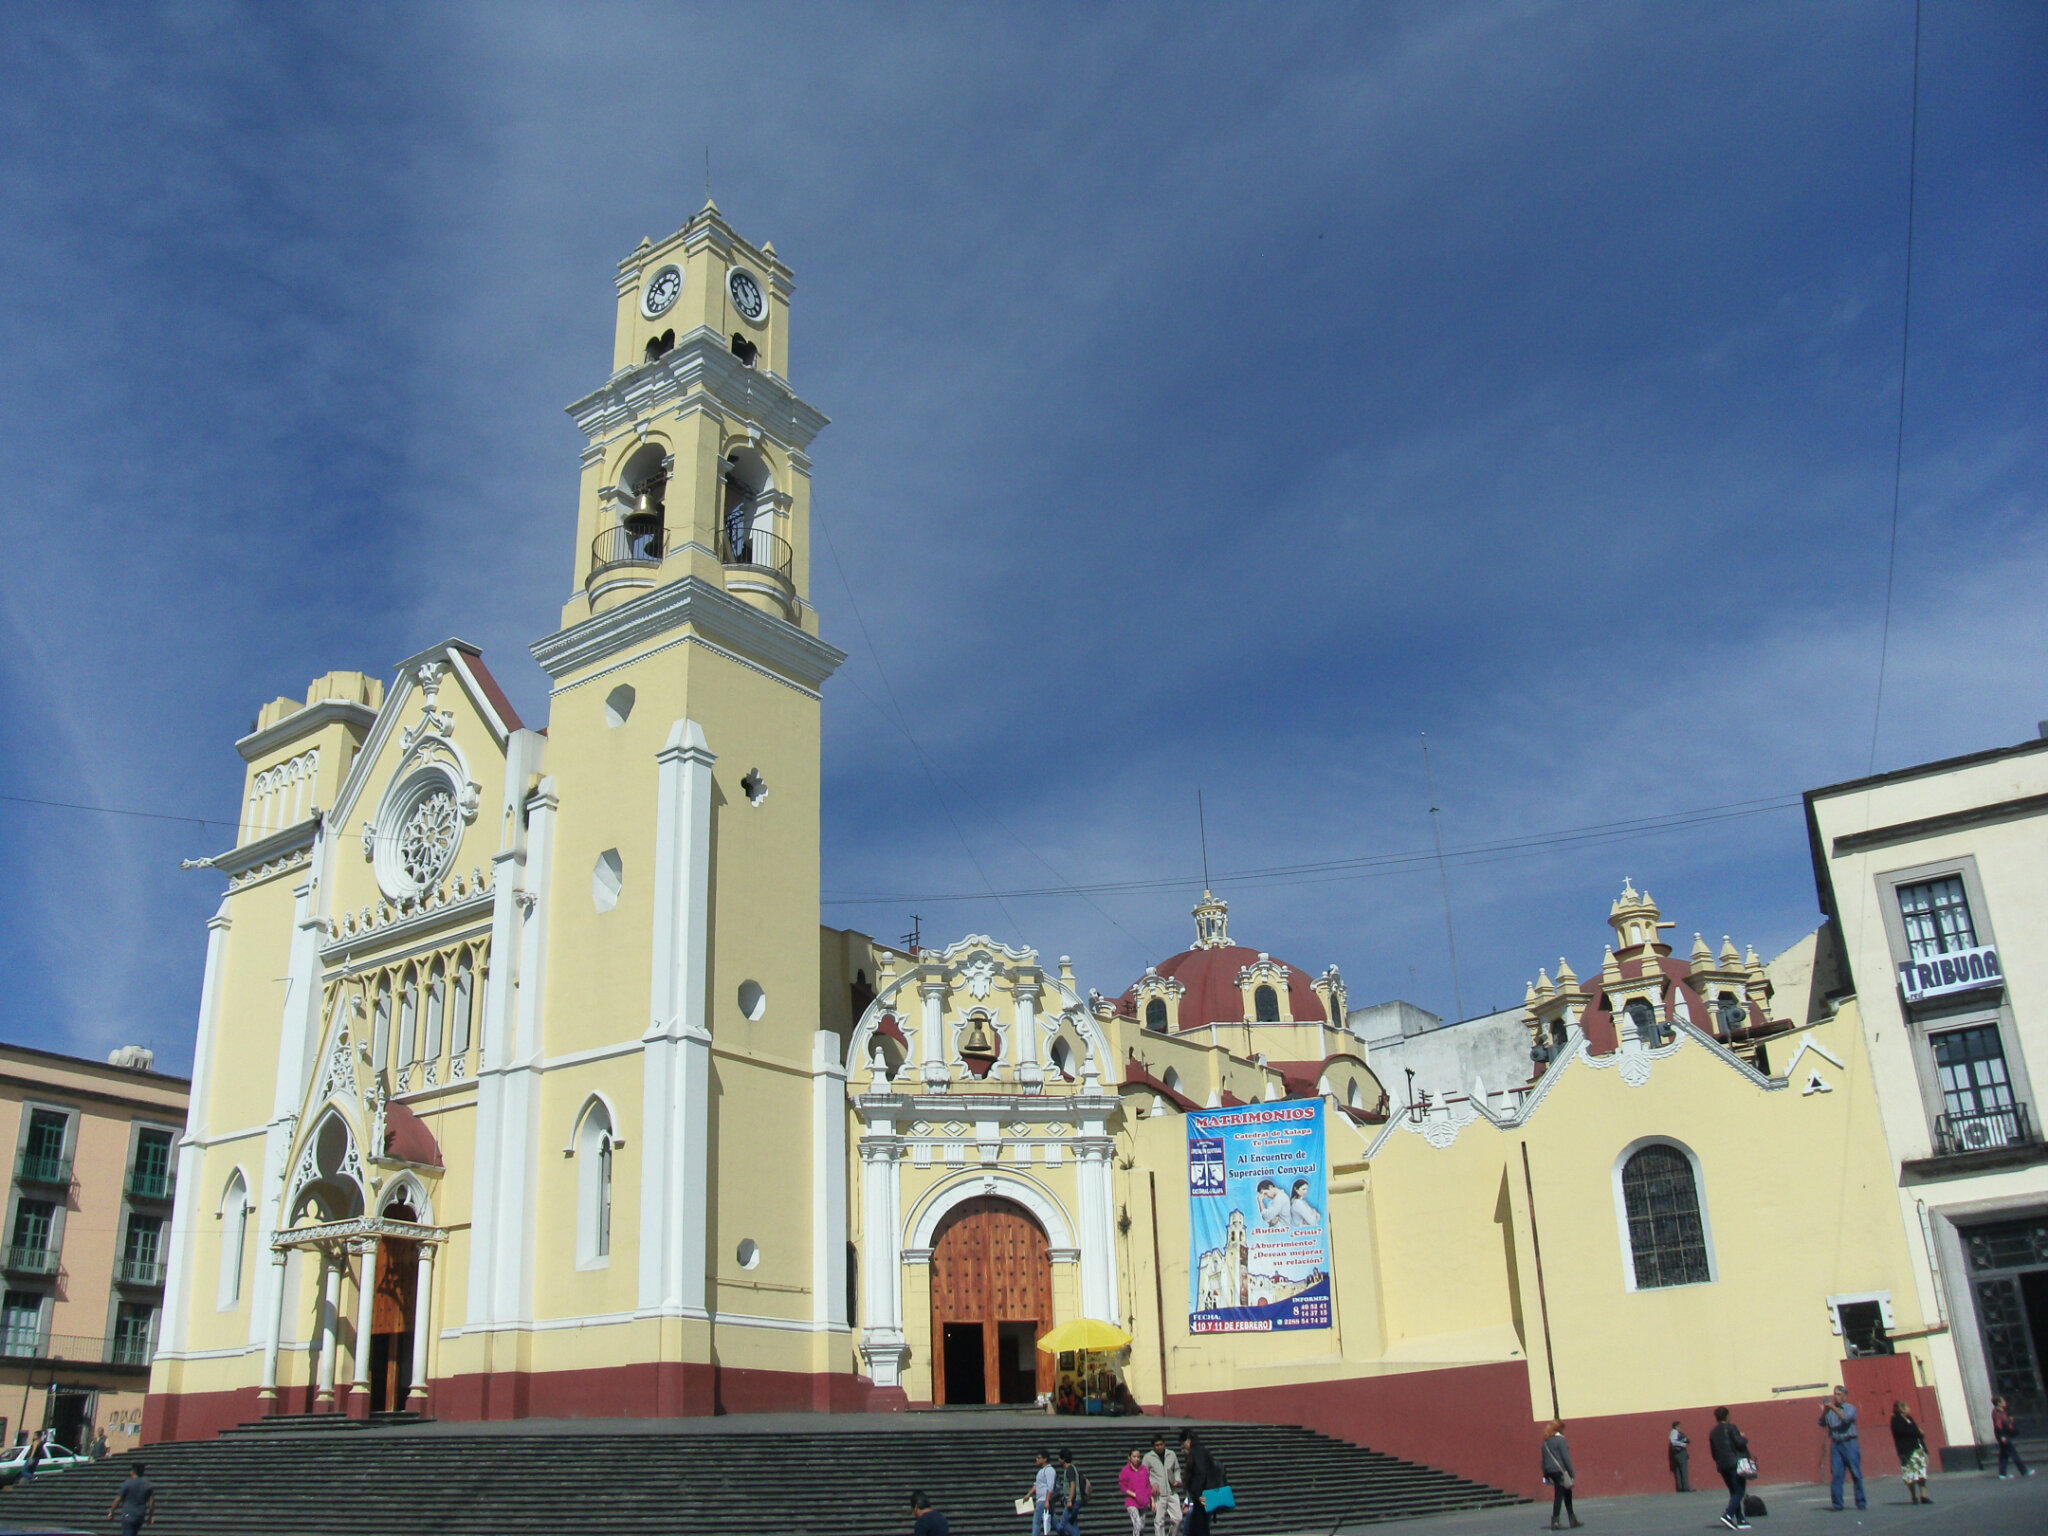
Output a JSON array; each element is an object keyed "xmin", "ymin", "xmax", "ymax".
[{"xmin": 0, "ymin": 1415, "xmax": 1524, "ymax": 1535}]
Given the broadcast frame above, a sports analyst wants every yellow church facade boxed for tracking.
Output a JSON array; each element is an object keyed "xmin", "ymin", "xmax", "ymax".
[{"xmin": 146, "ymin": 211, "xmax": 1947, "ymax": 1498}]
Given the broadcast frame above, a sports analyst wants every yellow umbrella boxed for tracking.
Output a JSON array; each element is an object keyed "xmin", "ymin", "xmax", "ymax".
[{"xmin": 1035, "ymin": 1318, "xmax": 1134, "ymax": 1354}]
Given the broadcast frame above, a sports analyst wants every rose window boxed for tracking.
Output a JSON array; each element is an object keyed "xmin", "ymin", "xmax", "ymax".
[{"xmin": 397, "ymin": 789, "xmax": 459, "ymax": 890}]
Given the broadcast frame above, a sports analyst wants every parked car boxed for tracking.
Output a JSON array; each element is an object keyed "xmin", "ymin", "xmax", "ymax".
[{"xmin": 0, "ymin": 1441, "xmax": 90, "ymax": 1487}]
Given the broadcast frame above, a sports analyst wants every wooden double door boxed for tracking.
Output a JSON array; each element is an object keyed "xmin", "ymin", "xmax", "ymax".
[
  {"xmin": 368, "ymin": 1237, "xmax": 417, "ymax": 1413},
  {"xmin": 930, "ymin": 1197, "xmax": 1054, "ymax": 1405}
]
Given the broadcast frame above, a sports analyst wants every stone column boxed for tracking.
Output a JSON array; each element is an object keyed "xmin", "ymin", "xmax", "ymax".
[
  {"xmin": 919, "ymin": 974, "xmax": 949, "ymax": 1091},
  {"xmin": 314, "ymin": 1254, "xmax": 342, "ymax": 1406},
  {"xmin": 409, "ymin": 1245, "xmax": 434, "ymax": 1406},
  {"xmin": 857, "ymin": 1137, "xmax": 908, "ymax": 1393},
  {"xmin": 1013, "ymin": 975, "xmax": 1042, "ymax": 1090},
  {"xmin": 1075, "ymin": 1139, "xmax": 1120, "ymax": 1322},
  {"xmin": 348, "ymin": 1238, "xmax": 378, "ymax": 1417},
  {"xmin": 258, "ymin": 1249, "xmax": 289, "ymax": 1409}
]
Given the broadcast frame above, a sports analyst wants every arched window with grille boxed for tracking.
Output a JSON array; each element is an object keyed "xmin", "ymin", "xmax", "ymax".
[
  {"xmin": 1253, "ymin": 986, "xmax": 1280, "ymax": 1023},
  {"xmin": 1614, "ymin": 1139, "xmax": 1714, "ymax": 1290},
  {"xmin": 1144, "ymin": 998, "xmax": 1168, "ymax": 1033}
]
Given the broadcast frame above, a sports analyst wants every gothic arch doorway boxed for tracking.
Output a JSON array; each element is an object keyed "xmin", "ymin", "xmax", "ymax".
[
  {"xmin": 929, "ymin": 1196, "xmax": 1053, "ymax": 1406},
  {"xmin": 369, "ymin": 1212, "xmax": 420, "ymax": 1413}
]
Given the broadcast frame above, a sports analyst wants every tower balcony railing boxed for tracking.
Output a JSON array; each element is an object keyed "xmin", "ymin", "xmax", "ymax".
[
  {"xmin": 1, "ymin": 1245, "xmax": 59, "ymax": 1277},
  {"xmin": 588, "ymin": 523, "xmax": 666, "ymax": 581},
  {"xmin": 0, "ymin": 1331, "xmax": 147, "ymax": 1368},
  {"xmin": 1931, "ymin": 1101, "xmax": 2038, "ymax": 1158},
  {"xmin": 15, "ymin": 1151, "xmax": 71, "ymax": 1187},
  {"xmin": 718, "ymin": 526, "xmax": 793, "ymax": 581}
]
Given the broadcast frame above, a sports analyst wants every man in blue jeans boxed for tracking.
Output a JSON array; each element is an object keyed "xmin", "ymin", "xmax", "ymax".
[{"xmin": 1819, "ymin": 1387, "xmax": 1866, "ymax": 1511}]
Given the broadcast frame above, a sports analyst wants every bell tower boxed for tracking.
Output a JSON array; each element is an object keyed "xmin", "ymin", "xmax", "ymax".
[
  {"xmin": 562, "ymin": 201, "xmax": 827, "ymax": 628},
  {"xmin": 521, "ymin": 206, "xmax": 850, "ymax": 1407}
]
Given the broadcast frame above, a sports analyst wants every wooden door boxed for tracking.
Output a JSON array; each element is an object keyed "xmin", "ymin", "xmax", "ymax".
[
  {"xmin": 370, "ymin": 1238, "xmax": 417, "ymax": 1412},
  {"xmin": 929, "ymin": 1197, "xmax": 1053, "ymax": 1404}
]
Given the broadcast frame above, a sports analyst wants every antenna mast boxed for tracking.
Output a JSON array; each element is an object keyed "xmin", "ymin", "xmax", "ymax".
[
  {"xmin": 1197, "ymin": 788, "xmax": 1212, "ymax": 889},
  {"xmin": 1422, "ymin": 733, "xmax": 1467, "ymax": 1021}
]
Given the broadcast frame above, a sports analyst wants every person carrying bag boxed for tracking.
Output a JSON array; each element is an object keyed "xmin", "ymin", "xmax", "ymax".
[{"xmin": 1539, "ymin": 1421, "xmax": 1581, "ymax": 1530}]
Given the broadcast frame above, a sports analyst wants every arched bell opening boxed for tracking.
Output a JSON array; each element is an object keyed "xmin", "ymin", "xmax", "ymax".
[{"xmin": 928, "ymin": 1196, "xmax": 1053, "ymax": 1407}]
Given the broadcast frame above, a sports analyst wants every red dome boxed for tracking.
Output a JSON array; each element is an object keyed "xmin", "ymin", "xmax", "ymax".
[{"xmin": 1120, "ymin": 944, "xmax": 1330, "ymax": 1032}]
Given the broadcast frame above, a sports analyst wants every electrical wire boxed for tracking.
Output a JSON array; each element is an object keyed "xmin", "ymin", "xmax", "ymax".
[{"xmin": 822, "ymin": 794, "xmax": 1803, "ymax": 907}]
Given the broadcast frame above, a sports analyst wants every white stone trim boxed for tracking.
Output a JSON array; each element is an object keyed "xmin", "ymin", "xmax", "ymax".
[
  {"xmin": 530, "ymin": 574, "xmax": 844, "ymax": 691},
  {"xmin": 1825, "ymin": 1290, "xmax": 1896, "ymax": 1334},
  {"xmin": 235, "ymin": 698, "xmax": 378, "ymax": 764},
  {"xmin": 812, "ymin": 1031, "xmax": 849, "ymax": 1332}
]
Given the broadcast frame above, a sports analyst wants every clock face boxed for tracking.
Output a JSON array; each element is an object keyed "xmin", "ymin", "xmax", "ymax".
[
  {"xmin": 641, "ymin": 265, "xmax": 682, "ymax": 318},
  {"xmin": 728, "ymin": 269, "xmax": 766, "ymax": 323}
]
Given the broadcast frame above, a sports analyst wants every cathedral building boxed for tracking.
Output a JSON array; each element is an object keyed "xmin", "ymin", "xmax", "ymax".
[{"xmin": 146, "ymin": 210, "xmax": 1960, "ymax": 1497}]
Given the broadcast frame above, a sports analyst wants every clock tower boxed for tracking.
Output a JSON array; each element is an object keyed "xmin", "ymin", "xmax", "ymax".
[{"xmin": 510, "ymin": 202, "xmax": 850, "ymax": 1409}]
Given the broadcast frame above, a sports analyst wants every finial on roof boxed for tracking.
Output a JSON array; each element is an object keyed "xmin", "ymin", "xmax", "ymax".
[
  {"xmin": 1691, "ymin": 933, "xmax": 1711, "ymax": 962},
  {"xmin": 1555, "ymin": 956, "xmax": 1578, "ymax": 988},
  {"xmin": 1601, "ymin": 946, "xmax": 1623, "ymax": 985},
  {"xmin": 1191, "ymin": 889, "xmax": 1230, "ymax": 950},
  {"xmin": 1720, "ymin": 935, "xmax": 1741, "ymax": 966},
  {"xmin": 1534, "ymin": 968, "xmax": 1555, "ymax": 1000}
]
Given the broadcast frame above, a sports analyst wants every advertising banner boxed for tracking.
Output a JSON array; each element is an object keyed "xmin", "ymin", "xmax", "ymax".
[{"xmin": 1187, "ymin": 1101, "xmax": 1332, "ymax": 1333}]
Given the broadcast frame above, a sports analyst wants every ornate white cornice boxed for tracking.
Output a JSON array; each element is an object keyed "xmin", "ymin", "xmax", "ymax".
[
  {"xmin": 566, "ymin": 330, "xmax": 828, "ymax": 452},
  {"xmin": 236, "ymin": 699, "xmax": 378, "ymax": 764},
  {"xmin": 206, "ymin": 817, "xmax": 317, "ymax": 881},
  {"xmin": 271, "ymin": 1215, "xmax": 447, "ymax": 1251},
  {"xmin": 530, "ymin": 573, "xmax": 845, "ymax": 690}
]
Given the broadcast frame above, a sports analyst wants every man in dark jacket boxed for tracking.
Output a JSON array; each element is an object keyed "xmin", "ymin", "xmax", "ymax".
[
  {"xmin": 1707, "ymin": 1407, "xmax": 1752, "ymax": 1532},
  {"xmin": 1054, "ymin": 1447, "xmax": 1085, "ymax": 1536},
  {"xmin": 910, "ymin": 1489, "xmax": 949, "ymax": 1536},
  {"xmin": 1179, "ymin": 1431, "xmax": 1220, "ymax": 1536}
]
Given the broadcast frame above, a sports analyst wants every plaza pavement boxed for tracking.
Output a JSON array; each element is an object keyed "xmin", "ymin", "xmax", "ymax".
[{"xmin": 1336, "ymin": 1467, "xmax": 2045, "ymax": 1536}]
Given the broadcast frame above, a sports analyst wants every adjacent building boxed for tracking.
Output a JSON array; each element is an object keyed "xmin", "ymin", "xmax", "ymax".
[
  {"xmin": 1808, "ymin": 726, "xmax": 2048, "ymax": 1446},
  {"xmin": 0, "ymin": 1043, "xmax": 190, "ymax": 1452}
]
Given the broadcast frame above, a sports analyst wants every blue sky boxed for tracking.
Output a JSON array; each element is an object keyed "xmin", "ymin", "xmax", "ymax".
[{"xmin": 1, "ymin": 2, "xmax": 2042, "ymax": 1073}]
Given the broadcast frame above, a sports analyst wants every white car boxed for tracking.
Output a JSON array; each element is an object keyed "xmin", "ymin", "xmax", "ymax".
[{"xmin": 0, "ymin": 1441, "xmax": 90, "ymax": 1487}]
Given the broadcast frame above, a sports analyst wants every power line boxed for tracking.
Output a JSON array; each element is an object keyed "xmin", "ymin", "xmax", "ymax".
[
  {"xmin": 0, "ymin": 792, "xmax": 235, "ymax": 832},
  {"xmin": 822, "ymin": 793, "xmax": 1803, "ymax": 906},
  {"xmin": 1869, "ymin": 0, "xmax": 1923, "ymax": 776}
]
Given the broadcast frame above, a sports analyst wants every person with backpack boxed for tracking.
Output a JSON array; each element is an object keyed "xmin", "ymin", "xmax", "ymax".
[
  {"xmin": 1992, "ymin": 1395, "xmax": 2033, "ymax": 1478},
  {"xmin": 1539, "ymin": 1420, "xmax": 1580, "ymax": 1530},
  {"xmin": 1819, "ymin": 1385, "xmax": 1866, "ymax": 1511},
  {"xmin": 1708, "ymin": 1406, "xmax": 1753, "ymax": 1532},
  {"xmin": 1053, "ymin": 1446, "xmax": 1088, "ymax": 1535}
]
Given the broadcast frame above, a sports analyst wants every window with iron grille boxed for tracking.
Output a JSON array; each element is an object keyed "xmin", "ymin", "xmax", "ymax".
[
  {"xmin": 1254, "ymin": 986, "xmax": 1280, "ymax": 1022},
  {"xmin": 0, "ymin": 1291, "xmax": 39, "ymax": 1358},
  {"xmin": 1621, "ymin": 1144, "xmax": 1712, "ymax": 1288},
  {"xmin": 1898, "ymin": 876, "xmax": 1977, "ymax": 961},
  {"xmin": 1932, "ymin": 1026, "xmax": 2014, "ymax": 1120},
  {"xmin": 1145, "ymin": 998, "xmax": 1168, "ymax": 1032},
  {"xmin": 130, "ymin": 1127, "xmax": 173, "ymax": 1195},
  {"xmin": 9, "ymin": 1200, "xmax": 53, "ymax": 1253}
]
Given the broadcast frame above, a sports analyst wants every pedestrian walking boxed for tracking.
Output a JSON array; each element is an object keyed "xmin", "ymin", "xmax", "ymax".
[
  {"xmin": 1708, "ymin": 1406, "xmax": 1754, "ymax": 1532},
  {"xmin": 19, "ymin": 1429, "xmax": 44, "ymax": 1485},
  {"xmin": 1142, "ymin": 1433, "xmax": 1183, "ymax": 1536},
  {"xmin": 1053, "ymin": 1446, "xmax": 1087, "ymax": 1536},
  {"xmin": 1668, "ymin": 1421, "xmax": 1692, "ymax": 1492},
  {"xmin": 1178, "ymin": 1430, "xmax": 1219, "ymax": 1536},
  {"xmin": 1539, "ymin": 1420, "xmax": 1581, "ymax": 1530},
  {"xmin": 1120, "ymin": 1448, "xmax": 1153, "ymax": 1536},
  {"xmin": 1888, "ymin": 1401, "xmax": 1931, "ymax": 1505},
  {"xmin": 1992, "ymin": 1395, "xmax": 2033, "ymax": 1478},
  {"xmin": 1819, "ymin": 1385, "xmax": 1867, "ymax": 1510},
  {"xmin": 1027, "ymin": 1449, "xmax": 1058, "ymax": 1536},
  {"xmin": 105, "ymin": 1461, "xmax": 156, "ymax": 1536}
]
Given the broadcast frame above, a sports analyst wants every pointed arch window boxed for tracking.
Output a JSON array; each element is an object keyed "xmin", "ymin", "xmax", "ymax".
[
  {"xmin": 1254, "ymin": 986, "xmax": 1280, "ymax": 1023},
  {"xmin": 576, "ymin": 1100, "xmax": 616, "ymax": 1268},
  {"xmin": 451, "ymin": 954, "xmax": 474, "ymax": 1061},
  {"xmin": 1615, "ymin": 1140, "xmax": 1714, "ymax": 1290},
  {"xmin": 217, "ymin": 1170, "xmax": 250, "ymax": 1310}
]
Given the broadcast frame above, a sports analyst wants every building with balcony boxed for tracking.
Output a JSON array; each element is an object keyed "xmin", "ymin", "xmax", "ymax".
[
  {"xmin": 1807, "ymin": 725, "xmax": 2048, "ymax": 1449},
  {"xmin": 0, "ymin": 1042, "xmax": 189, "ymax": 1454}
]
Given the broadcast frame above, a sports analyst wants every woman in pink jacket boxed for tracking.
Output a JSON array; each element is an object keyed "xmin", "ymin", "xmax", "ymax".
[{"xmin": 1121, "ymin": 1447, "xmax": 1155, "ymax": 1535}]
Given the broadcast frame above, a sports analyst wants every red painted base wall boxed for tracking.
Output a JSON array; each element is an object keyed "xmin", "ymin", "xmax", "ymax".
[
  {"xmin": 144, "ymin": 1365, "xmax": 874, "ymax": 1444},
  {"xmin": 1167, "ymin": 1355, "xmax": 1947, "ymax": 1500}
]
